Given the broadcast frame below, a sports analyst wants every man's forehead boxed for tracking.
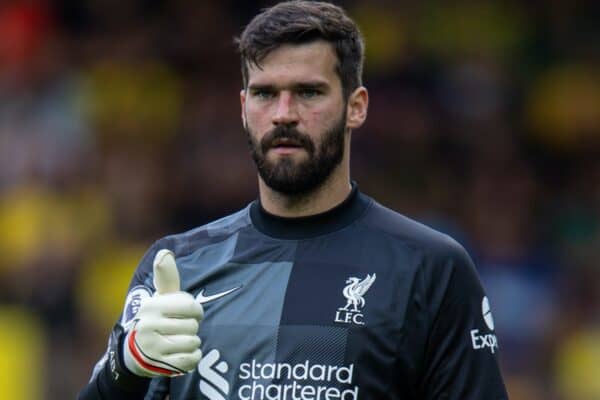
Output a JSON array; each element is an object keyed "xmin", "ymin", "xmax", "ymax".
[{"xmin": 246, "ymin": 41, "xmax": 340, "ymax": 87}]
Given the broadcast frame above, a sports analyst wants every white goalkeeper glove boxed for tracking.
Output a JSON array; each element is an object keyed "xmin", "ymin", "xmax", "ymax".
[{"xmin": 122, "ymin": 249, "xmax": 204, "ymax": 377}]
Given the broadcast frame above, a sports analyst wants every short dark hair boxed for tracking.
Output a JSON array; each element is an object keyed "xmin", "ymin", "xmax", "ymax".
[{"xmin": 237, "ymin": 1, "xmax": 364, "ymax": 97}]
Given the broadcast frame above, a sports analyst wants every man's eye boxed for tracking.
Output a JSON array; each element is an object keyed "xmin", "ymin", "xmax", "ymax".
[
  {"xmin": 253, "ymin": 90, "xmax": 275, "ymax": 99},
  {"xmin": 298, "ymin": 89, "xmax": 321, "ymax": 99}
]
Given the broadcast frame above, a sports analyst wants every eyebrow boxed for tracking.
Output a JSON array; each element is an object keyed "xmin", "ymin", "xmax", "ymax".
[
  {"xmin": 247, "ymin": 81, "xmax": 330, "ymax": 92},
  {"xmin": 294, "ymin": 82, "xmax": 329, "ymax": 91}
]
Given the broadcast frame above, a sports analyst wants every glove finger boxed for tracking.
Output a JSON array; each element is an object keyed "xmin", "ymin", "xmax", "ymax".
[
  {"xmin": 144, "ymin": 292, "xmax": 204, "ymax": 319},
  {"xmin": 163, "ymin": 348, "xmax": 203, "ymax": 372},
  {"xmin": 150, "ymin": 317, "xmax": 200, "ymax": 335},
  {"xmin": 162, "ymin": 334, "xmax": 202, "ymax": 354},
  {"xmin": 153, "ymin": 249, "xmax": 180, "ymax": 294}
]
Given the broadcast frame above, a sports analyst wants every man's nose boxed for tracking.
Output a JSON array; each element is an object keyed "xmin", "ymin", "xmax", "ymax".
[{"xmin": 272, "ymin": 91, "xmax": 299, "ymax": 126}]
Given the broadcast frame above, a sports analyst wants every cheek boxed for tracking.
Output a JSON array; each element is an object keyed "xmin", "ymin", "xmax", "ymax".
[
  {"xmin": 245, "ymin": 99, "xmax": 273, "ymax": 119},
  {"xmin": 244, "ymin": 110, "xmax": 266, "ymax": 142},
  {"xmin": 243, "ymin": 103, "xmax": 262, "ymax": 124},
  {"xmin": 245, "ymin": 105, "xmax": 273, "ymax": 135},
  {"xmin": 310, "ymin": 109, "xmax": 323, "ymax": 120},
  {"xmin": 304, "ymin": 111, "xmax": 326, "ymax": 139},
  {"xmin": 308, "ymin": 99, "xmax": 344, "ymax": 124},
  {"xmin": 301, "ymin": 108, "xmax": 327, "ymax": 130},
  {"xmin": 307, "ymin": 107, "xmax": 342, "ymax": 136}
]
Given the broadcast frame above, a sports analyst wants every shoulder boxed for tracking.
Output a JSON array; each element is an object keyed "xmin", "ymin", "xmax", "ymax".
[
  {"xmin": 124, "ymin": 205, "xmax": 253, "ymax": 293},
  {"xmin": 133, "ymin": 205, "xmax": 252, "ymax": 279},
  {"xmin": 155, "ymin": 205, "xmax": 253, "ymax": 256},
  {"xmin": 361, "ymin": 198, "xmax": 469, "ymax": 263},
  {"xmin": 359, "ymin": 197, "xmax": 478, "ymax": 296},
  {"xmin": 361, "ymin": 198, "xmax": 484, "ymax": 312}
]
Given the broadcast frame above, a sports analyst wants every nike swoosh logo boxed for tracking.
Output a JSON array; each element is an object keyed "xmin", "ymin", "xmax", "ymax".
[{"xmin": 195, "ymin": 286, "xmax": 241, "ymax": 304}]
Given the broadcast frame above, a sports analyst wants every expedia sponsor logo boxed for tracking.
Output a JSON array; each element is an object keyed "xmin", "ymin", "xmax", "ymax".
[
  {"xmin": 471, "ymin": 296, "xmax": 499, "ymax": 354},
  {"xmin": 238, "ymin": 360, "xmax": 358, "ymax": 400},
  {"xmin": 482, "ymin": 296, "xmax": 495, "ymax": 330},
  {"xmin": 470, "ymin": 329, "xmax": 499, "ymax": 354}
]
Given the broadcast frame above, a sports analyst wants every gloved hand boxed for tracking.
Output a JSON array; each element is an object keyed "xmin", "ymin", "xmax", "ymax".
[{"xmin": 122, "ymin": 249, "xmax": 204, "ymax": 377}]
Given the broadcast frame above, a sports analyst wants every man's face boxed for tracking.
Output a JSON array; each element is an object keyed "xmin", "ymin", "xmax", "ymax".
[{"xmin": 241, "ymin": 41, "xmax": 348, "ymax": 195}]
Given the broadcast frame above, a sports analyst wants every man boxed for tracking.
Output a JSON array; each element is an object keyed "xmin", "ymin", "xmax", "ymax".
[{"xmin": 79, "ymin": 1, "xmax": 508, "ymax": 399}]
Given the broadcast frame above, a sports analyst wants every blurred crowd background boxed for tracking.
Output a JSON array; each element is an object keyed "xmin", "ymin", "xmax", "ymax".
[{"xmin": 0, "ymin": 0, "xmax": 599, "ymax": 398}]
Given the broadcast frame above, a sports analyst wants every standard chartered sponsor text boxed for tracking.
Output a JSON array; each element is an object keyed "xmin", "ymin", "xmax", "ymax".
[{"xmin": 238, "ymin": 360, "xmax": 358, "ymax": 400}]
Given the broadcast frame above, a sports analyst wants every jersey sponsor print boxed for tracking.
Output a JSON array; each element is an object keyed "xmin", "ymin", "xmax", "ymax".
[
  {"xmin": 471, "ymin": 296, "xmax": 499, "ymax": 354},
  {"xmin": 199, "ymin": 350, "xmax": 358, "ymax": 400}
]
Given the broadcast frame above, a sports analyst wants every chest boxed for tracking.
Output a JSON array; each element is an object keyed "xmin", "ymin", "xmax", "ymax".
[{"xmin": 169, "ymin": 236, "xmax": 422, "ymax": 399}]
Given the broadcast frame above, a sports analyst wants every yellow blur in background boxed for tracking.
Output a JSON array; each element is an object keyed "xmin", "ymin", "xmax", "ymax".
[{"xmin": 0, "ymin": 308, "xmax": 44, "ymax": 399}]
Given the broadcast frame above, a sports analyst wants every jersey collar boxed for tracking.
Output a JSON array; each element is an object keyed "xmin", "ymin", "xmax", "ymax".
[{"xmin": 249, "ymin": 182, "xmax": 371, "ymax": 240}]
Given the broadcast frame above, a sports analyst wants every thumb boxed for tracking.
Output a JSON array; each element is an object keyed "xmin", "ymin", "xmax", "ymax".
[{"xmin": 153, "ymin": 249, "xmax": 181, "ymax": 294}]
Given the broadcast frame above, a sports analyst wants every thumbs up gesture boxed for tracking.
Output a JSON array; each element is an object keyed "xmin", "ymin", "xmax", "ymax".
[{"xmin": 122, "ymin": 249, "xmax": 204, "ymax": 377}]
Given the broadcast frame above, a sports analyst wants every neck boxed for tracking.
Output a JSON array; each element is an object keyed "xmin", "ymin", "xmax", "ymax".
[{"xmin": 258, "ymin": 160, "xmax": 352, "ymax": 218}]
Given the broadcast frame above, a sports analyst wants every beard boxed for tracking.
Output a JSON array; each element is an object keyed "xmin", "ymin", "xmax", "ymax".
[{"xmin": 246, "ymin": 112, "xmax": 347, "ymax": 195}]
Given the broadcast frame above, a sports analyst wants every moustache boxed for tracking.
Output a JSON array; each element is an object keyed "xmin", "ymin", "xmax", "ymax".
[{"xmin": 260, "ymin": 125, "xmax": 315, "ymax": 154}]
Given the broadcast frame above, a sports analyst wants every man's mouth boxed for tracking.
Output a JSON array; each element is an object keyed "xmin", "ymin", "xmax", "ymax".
[
  {"xmin": 270, "ymin": 137, "xmax": 303, "ymax": 148},
  {"xmin": 268, "ymin": 137, "xmax": 306, "ymax": 155}
]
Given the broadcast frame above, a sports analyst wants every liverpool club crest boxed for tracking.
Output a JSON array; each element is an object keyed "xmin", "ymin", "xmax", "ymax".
[{"xmin": 335, "ymin": 274, "xmax": 376, "ymax": 325}]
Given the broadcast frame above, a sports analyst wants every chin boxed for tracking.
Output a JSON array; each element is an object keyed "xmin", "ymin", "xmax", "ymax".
[{"xmin": 267, "ymin": 152, "xmax": 306, "ymax": 163}]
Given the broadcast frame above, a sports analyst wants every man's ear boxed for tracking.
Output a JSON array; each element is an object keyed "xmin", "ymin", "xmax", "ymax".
[
  {"xmin": 346, "ymin": 86, "xmax": 369, "ymax": 130},
  {"xmin": 240, "ymin": 89, "xmax": 247, "ymax": 127}
]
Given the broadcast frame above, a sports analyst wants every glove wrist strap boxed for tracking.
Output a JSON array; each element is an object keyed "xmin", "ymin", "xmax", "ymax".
[{"xmin": 106, "ymin": 323, "xmax": 151, "ymax": 391}]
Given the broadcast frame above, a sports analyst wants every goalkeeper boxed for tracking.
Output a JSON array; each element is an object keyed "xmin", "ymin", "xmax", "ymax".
[{"xmin": 79, "ymin": 1, "xmax": 508, "ymax": 399}]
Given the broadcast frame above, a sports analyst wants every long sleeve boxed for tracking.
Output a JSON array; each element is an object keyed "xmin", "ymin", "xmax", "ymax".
[
  {"xmin": 77, "ymin": 323, "xmax": 152, "ymax": 399},
  {"xmin": 418, "ymin": 242, "xmax": 508, "ymax": 399}
]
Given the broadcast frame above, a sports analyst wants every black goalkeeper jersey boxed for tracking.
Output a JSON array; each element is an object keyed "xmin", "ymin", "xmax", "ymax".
[{"xmin": 79, "ymin": 186, "xmax": 508, "ymax": 400}]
